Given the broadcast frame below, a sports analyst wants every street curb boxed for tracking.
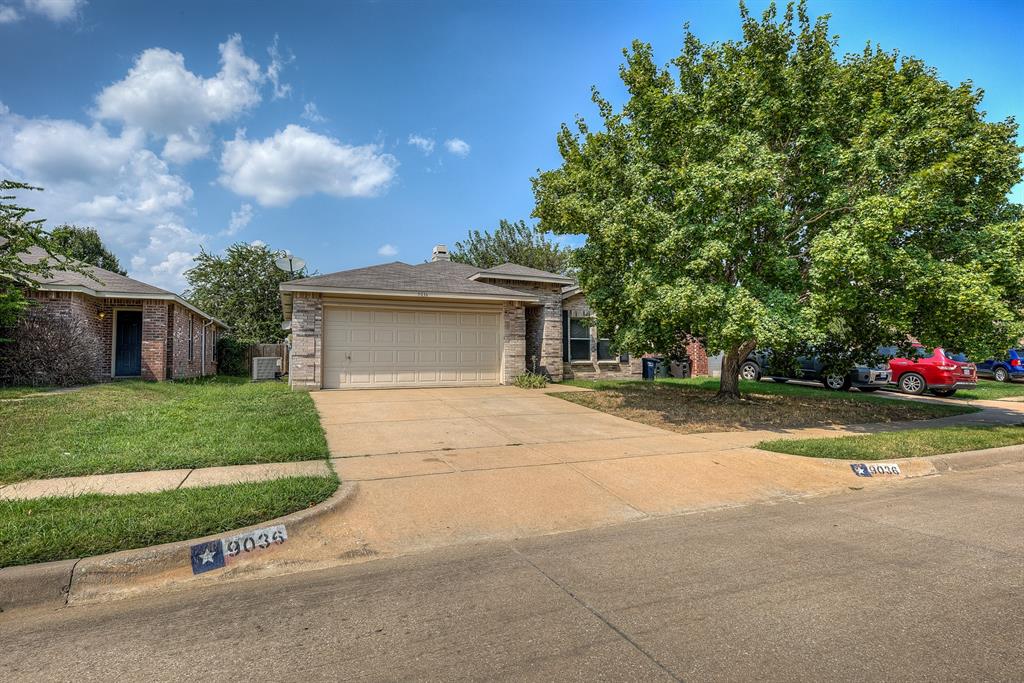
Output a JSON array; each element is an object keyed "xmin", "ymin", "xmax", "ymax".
[
  {"xmin": 0, "ymin": 479, "xmax": 358, "ymax": 614},
  {"xmin": 922, "ymin": 444, "xmax": 1024, "ymax": 472}
]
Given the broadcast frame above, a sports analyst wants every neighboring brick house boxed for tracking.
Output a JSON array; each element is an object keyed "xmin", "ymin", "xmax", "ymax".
[
  {"xmin": 15, "ymin": 246, "xmax": 227, "ymax": 382},
  {"xmin": 280, "ymin": 244, "xmax": 709, "ymax": 390}
]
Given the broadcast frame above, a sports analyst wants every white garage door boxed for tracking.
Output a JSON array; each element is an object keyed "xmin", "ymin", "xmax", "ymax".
[{"xmin": 323, "ymin": 305, "xmax": 502, "ymax": 389}]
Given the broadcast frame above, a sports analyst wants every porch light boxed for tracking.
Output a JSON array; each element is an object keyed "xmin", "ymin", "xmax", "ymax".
[{"xmin": 97, "ymin": 310, "xmax": 107, "ymax": 320}]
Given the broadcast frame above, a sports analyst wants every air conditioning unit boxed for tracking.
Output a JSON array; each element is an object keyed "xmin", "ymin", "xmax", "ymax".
[{"xmin": 252, "ymin": 356, "xmax": 280, "ymax": 381}]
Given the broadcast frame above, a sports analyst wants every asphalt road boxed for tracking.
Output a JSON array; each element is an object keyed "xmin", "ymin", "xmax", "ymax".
[{"xmin": 3, "ymin": 464, "xmax": 1022, "ymax": 682}]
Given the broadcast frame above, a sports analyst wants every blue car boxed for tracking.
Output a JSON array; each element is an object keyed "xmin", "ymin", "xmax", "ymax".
[{"xmin": 976, "ymin": 349, "xmax": 1024, "ymax": 383}]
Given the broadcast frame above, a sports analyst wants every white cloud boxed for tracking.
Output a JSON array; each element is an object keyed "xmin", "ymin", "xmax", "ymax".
[
  {"xmin": 0, "ymin": 105, "xmax": 199, "ymax": 291},
  {"xmin": 249, "ymin": 239, "xmax": 266, "ymax": 248},
  {"xmin": 377, "ymin": 243, "xmax": 397, "ymax": 257},
  {"xmin": 266, "ymin": 34, "xmax": 293, "ymax": 100},
  {"xmin": 128, "ymin": 223, "xmax": 205, "ymax": 290},
  {"xmin": 301, "ymin": 102, "xmax": 327, "ymax": 123},
  {"xmin": 24, "ymin": 0, "xmax": 82, "ymax": 21},
  {"xmin": 224, "ymin": 202, "xmax": 253, "ymax": 236},
  {"xmin": 0, "ymin": 5, "xmax": 20, "ymax": 23},
  {"xmin": 219, "ymin": 124, "xmax": 398, "ymax": 207},
  {"xmin": 444, "ymin": 137, "xmax": 471, "ymax": 156},
  {"xmin": 94, "ymin": 34, "xmax": 263, "ymax": 163},
  {"xmin": 407, "ymin": 134, "xmax": 434, "ymax": 155}
]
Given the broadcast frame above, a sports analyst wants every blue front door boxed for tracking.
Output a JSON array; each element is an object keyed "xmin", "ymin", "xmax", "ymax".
[{"xmin": 114, "ymin": 310, "xmax": 142, "ymax": 376}]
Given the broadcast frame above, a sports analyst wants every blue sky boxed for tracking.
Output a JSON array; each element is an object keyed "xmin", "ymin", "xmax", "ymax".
[{"xmin": 1, "ymin": 0, "xmax": 1021, "ymax": 291}]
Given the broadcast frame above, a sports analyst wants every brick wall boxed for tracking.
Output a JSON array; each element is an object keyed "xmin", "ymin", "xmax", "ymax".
[
  {"xmin": 560, "ymin": 292, "xmax": 640, "ymax": 380},
  {"xmin": 21, "ymin": 291, "xmax": 144, "ymax": 381},
  {"xmin": 168, "ymin": 302, "xmax": 216, "ymax": 380},
  {"xmin": 501, "ymin": 301, "xmax": 526, "ymax": 384},
  {"xmin": 289, "ymin": 292, "xmax": 322, "ymax": 390},
  {"xmin": 141, "ymin": 300, "xmax": 168, "ymax": 381},
  {"xmin": 483, "ymin": 279, "xmax": 564, "ymax": 381}
]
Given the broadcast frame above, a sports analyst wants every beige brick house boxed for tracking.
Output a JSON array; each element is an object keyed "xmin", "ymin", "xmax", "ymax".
[
  {"xmin": 16, "ymin": 247, "xmax": 226, "ymax": 382},
  {"xmin": 280, "ymin": 244, "xmax": 707, "ymax": 390}
]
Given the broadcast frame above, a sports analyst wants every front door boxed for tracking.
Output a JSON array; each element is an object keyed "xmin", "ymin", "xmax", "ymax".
[{"xmin": 114, "ymin": 310, "xmax": 142, "ymax": 377}]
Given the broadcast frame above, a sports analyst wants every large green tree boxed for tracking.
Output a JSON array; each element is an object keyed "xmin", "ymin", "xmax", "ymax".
[
  {"xmin": 184, "ymin": 243, "xmax": 309, "ymax": 345},
  {"xmin": 533, "ymin": 1, "xmax": 1024, "ymax": 399},
  {"xmin": 49, "ymin": 225, "xmax": 126, "ymax": 275},
  {"xmin": 450, "ymin": 219, "xmax": 572, "ymax": 274}
]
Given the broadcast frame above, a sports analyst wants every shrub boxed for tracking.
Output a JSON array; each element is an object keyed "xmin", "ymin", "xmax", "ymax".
[
  {"xmin": 0, "ymin": 314, "xmax": 101, "ymax": 387},
  {"xmin": 513, "ymin": 371, "xmax": 548, "ymax": 389},
  {"xmin": 216, "ymin": 336, "xmax": 249, "ymax": 376}
]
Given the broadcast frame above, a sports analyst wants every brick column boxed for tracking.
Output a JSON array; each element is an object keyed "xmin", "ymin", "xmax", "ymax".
[
  {"xmin": 290, "ymin": 293, "xmax": 322, "ymax": 390},
  {"xmin": 502, "ymin": 302, "xmax": 526, "ymax": 384},
  {"xmin": 141, "ymin": 300, "xmax": 168, "ymax": 381}
]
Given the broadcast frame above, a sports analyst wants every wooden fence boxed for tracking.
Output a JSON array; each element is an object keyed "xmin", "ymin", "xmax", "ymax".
[{"xmin": 243, "ymin": 343, "xmax": 289, "ymax": 375}]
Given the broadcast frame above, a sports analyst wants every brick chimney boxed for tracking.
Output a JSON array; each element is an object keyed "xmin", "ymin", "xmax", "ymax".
[{"xmin": 431, "ymin": 244, "xmax": 450, "ymax": 262}]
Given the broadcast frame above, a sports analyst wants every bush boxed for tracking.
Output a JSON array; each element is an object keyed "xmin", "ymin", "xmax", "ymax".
[
  {"xmin": 216, "ymin": 336, "xmax": 249, "ymax": 376},
  {"xmin": 513, "ymin": 371, "xmax": 548, "ymax": 389},
  {"xmin": 0, "ymin": 314, "xmax": 102, "ymax": 387}
]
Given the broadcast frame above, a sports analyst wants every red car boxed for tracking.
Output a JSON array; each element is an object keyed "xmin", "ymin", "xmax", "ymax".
[{"xmin": 878, "ymin": 345, "xmax": 977, "ymax": 397}]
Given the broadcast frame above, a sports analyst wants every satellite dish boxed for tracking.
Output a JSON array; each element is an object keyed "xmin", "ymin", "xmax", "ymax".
[{"xmin": 274, "ymin": 254, "xmax": 306, "ymax": 274}]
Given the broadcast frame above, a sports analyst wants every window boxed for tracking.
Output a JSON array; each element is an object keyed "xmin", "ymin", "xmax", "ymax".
[
  {"xmin": 597, "ymin": 338, "xmax": 615, "ymax": 361},
  {"xmin": 188, "ymin": 315, "xmax": 194, "ymax": 361},
  {"xmin": 568, "ymin": 317, "xmax": 591, "ymax": 361}
]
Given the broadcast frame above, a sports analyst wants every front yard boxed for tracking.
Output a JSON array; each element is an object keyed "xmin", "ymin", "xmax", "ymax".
[
  {"xmin": 0, "ymin": 377, "xmax": 329, "ymax": 484},
  {"xmin": 0, "ymin": 475, "xmax": 338, "ymax": 568},
  {"xmin": 558, "ymin": 378, "xmax": 975, "ymax": 433},
  {"xmin": 0, "ymin": 376, "xmax": 336, "ymax": 568},
  {"xmin": 757, "ymin": 425, "xmax": 1024, "ymax": 460}
]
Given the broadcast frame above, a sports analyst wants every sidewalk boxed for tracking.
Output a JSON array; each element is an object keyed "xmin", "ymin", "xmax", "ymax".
[{"xmin": 0, "ymin": 460, "xmax": 332, "ymax": 501}]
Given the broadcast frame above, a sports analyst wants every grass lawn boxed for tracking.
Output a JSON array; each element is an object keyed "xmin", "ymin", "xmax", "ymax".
[
  {"xmin": 558, "ymin": 378, "xmax": 976, "ymax": 434},
  {"xmin": 757, "ymin": 425, "xmax": 1024, "ymax": 460},
  {"xmin": 947, "ymin": 380, "xmax": 1024, "ymax": 401},
  {"xmin": 0, "ymin": 474, "xmax": 338, "ymax": 568},
  {"xmin": 0, "ymin": 386, "xmax": 53, "ymax": 399},
  {"xmin": 0, "ymin": 377, "xmax": 328, "ymax": 484}
]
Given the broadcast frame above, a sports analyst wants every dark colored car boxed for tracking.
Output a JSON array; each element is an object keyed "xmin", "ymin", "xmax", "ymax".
[
  {"xmin": 976, "ymin": 349, "xmax": 1024, "ymax": 383},
  {"xmin": 879, "ymin": 345, "xmax": 977, "ymax": 397},
  {"xmin": 739, "ymin": 350, "xmax": 890, "ymax": 391}
]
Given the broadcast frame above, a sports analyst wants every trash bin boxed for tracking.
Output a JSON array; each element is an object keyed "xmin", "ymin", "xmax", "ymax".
[
  {"xmin": 641, "ymin": 357, "xmax": 660, "ymax": 380},
  {"xmin": 669, "ymin": 360, "xmax": 691, "ymax": 379}
]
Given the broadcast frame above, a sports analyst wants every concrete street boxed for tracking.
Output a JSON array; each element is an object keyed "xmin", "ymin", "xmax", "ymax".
[{"xmin": 3, "ymin": 462, "xmax": 1021, "ymax": 681}]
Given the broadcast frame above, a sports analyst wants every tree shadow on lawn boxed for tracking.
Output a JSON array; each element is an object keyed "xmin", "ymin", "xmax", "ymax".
[{"xmin": 557, "ymin": 382, "xmax": 972, "ymax": 434}]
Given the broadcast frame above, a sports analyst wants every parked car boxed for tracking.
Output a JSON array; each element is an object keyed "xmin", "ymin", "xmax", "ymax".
[
  {"xmin": 976, "ymin": 349, "xmax": 1024, "ymax": 383},
  {"xmin": 878, "ymin": 345, "xmax": 977, "ymax": 397},
  {"xmin": 739, "ymin": 350, "xmax": 890, "ymax": 391}
]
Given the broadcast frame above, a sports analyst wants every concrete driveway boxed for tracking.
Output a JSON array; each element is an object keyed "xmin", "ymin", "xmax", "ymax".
[{"xmin": 310, "ymin": 386, "xmax": 932, "ymax": 559}]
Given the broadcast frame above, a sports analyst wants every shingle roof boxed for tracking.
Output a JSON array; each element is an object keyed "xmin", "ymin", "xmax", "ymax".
[
  {"xmin": 19, "ymin": 246, "xmax": 227, "ymax": 327},
  {"xmin": 475, "ymin": 263, "xmax": 575, "ymax": 284},
  {"xmin": 281, "ymin": 259, "xmax": 538, "ymax": 300},
  {"xmin": 21, "ymin": 246, "xmax": 170, "ymax": 295}
]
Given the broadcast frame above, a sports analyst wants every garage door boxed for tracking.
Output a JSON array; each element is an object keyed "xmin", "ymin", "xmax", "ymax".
[{"xmin": 323, "ymin": 306, "xmax": 502, "ymax": 389}]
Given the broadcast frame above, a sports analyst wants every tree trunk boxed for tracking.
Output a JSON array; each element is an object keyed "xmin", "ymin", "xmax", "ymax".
[{"xmin": 715, "ymin": 340, "xmax": 757, "ymax": 402}]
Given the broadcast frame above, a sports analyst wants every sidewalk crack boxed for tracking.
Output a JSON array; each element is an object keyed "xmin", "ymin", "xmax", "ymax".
[{"xmin": 511, "ymin": 546, "xmax": 682, "ymax": 682}]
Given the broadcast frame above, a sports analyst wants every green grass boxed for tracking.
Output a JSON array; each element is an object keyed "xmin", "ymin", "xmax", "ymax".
[
  {"xmin": 951, "ymin": 380, "xmax": 1024, "ymax": 401},
  {"xmin": 757, "ymin": 425, "xmax": 1024, "ymax": 460},
  {"xmin": 0, "ymin": 386, "xmax": 52, "ymax": 399},
  {"xmin": 0, "ymin": 474, "xmax": 339, "ymax": 568},
  {"xmin": 557, "ymin": 377, "xmax": 974, "ymax": 434},
  {"xmin": 0, "ymin": 377, "xmax": 329, "ymax": 484}
]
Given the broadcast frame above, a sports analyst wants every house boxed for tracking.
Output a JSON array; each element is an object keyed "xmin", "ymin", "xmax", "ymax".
[
  {"xmin": 15, "ymin": 246, "xmax": 227, "ymax": 381},
  {"xmin": 280, "ymin": 244, "xmax": 708, "ymax": 390}
]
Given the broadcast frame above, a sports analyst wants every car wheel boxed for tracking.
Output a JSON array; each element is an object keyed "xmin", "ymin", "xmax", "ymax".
[
  {"xmin": 898, "ymin": 373, "xmax": 926, "ymax": 395},
  {"xmin": 994, "ymin": 367, "xmax": 1010, "ymax": 382},
  {"xmin": 822, "ymin": 373, "xmax": 851, "ymax": 391},
  {"xmin": 930, "ymin": 388, "xmax": 957, "ymax": 397},
  {"xmin": 739, "ymin": 362, "xmax": 761, "ymax": 381}
]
